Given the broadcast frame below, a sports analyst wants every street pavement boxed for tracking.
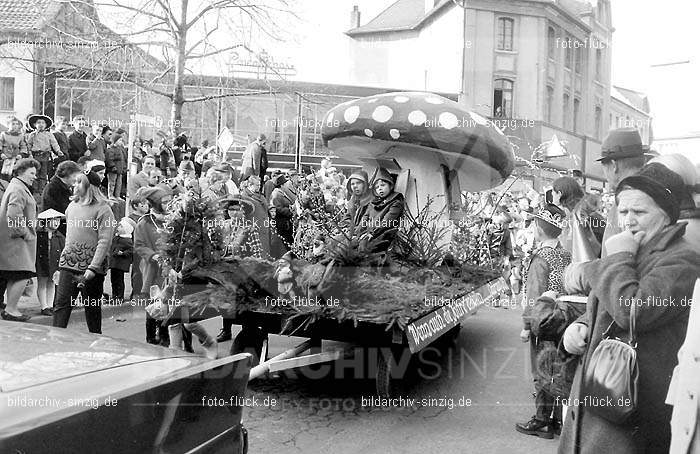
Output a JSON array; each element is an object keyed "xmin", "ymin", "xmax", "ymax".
[{"xmin": 16, "ymin": 286, "xmax": 560, "ymax": 454}]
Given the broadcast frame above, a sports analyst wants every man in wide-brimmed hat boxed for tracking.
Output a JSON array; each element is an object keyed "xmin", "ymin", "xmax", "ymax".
[
  {"xmin": 596, "ymin": 128, "xmax": 650, "ymax": 256},
  {"xmin": 25, "ymin": 114, "xmax": 63, "ymax": 195}
]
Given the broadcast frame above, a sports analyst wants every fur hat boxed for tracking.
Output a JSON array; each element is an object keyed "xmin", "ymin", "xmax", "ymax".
[
  {"xmin": 617, "ymin": 163, "xmax": 687, "ymax": 224},
  {"xmin": 136, "ymin": 186, "xmax": 172, "ymax": 207}
]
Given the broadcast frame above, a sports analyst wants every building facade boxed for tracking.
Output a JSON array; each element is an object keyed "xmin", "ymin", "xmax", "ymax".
[{"xmin": 345, "ymin": 0, "xmax": 652, "ymax": 188}]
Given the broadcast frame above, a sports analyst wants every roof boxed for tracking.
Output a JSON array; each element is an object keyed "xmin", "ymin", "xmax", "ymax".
[
  {"xmin": 347, "ymin": 0, "xmax": 451, "ymax": 36},
  {"xmin": 347, "ymin": 0, "xmax": 594, "ymax": 36},
  {"xmin": 0, "ymin": 0, "xmax": 63, "ymax": 33},
  {"xmin": 612, "ymin": 85, "xmax": 651, "ymax": 114}
]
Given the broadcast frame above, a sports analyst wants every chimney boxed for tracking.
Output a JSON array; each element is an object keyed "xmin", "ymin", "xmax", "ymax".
[{"xmin": 350, "ymin": 5, "xmax": 361, "ymax": 29}]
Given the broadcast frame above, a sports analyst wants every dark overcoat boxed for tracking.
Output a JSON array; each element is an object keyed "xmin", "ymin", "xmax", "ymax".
[{"xmin": 559, "ymin": 223, "xmax": 700, "ymax": 454}]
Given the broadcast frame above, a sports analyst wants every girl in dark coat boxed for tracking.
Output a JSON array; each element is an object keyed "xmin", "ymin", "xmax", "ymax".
[
  {"xmin": 108, "ymin": 218, "xmax": 134, "ymax": 303},
  {"xmin": 35, "ymin": 209, "xmax": 65, "ymax": 316}
]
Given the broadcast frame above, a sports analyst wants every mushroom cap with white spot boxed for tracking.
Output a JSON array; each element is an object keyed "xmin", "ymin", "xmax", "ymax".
[{"xmin": 321, "ymin": 91, "xmax": 515, "ymax": 188}]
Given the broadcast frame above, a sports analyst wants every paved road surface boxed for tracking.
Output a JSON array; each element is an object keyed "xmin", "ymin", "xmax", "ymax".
[{"xmin": 21, "ymin": 294, "xmax": 560, "ymax": 454}]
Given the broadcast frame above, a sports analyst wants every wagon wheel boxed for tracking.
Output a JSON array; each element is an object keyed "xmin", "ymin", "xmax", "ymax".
[
  {"xmin": 230, "ymin": 326, "xmax": 267, "ymax": 367},
  {"xmin": 376, "ymin": 345, "xmax": 412, "ymax": 399}
]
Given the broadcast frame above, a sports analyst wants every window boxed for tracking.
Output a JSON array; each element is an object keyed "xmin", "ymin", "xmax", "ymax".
[
  {"xmin": 563, "ymin": 93, "xmax": 570, "ymax": 129},
  {"xmin": 493, "ymin": 79, "xmax": 513, "ymax": 117},
  {"xmin": 594, "ymin": 106, "xmax": 602, "ymax": 139},
  {"xmin": 545, "ymin": 86, "xmax": 554, "ymax": 123},
  {"xmin": 497, "ymin": 18, "xmax": 514, "ymax": 51},
  {"xmin": 548, "ymin": 26, "xmax": 556, "ymax": 59},
  {"xmin": 574, "ymin": 46, "xmax": 582, "ymax": 74},
  {"xmin": 0, "ymin": 78, "xmax": 14, "ymax": 111},
  {"xmin": 595, "ymin": 48, "xmax": 603, "ymax": 81},
  {"xmin": 573, "ymin": 98, "xmax": 580, "ymax": 133},
  {"xmin": 565, "ymin": 35, "xmax": 573, "ymax": 69}
]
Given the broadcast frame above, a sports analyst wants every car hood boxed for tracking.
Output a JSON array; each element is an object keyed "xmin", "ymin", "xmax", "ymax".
[{"xmin": 0, "ymin": 321, "xmax": 207, "ymax": 393}]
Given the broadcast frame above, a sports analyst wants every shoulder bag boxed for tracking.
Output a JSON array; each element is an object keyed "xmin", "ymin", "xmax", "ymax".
[{"xmin": 581, "ymin": 301, "xmax": 638, "ymax": 424}]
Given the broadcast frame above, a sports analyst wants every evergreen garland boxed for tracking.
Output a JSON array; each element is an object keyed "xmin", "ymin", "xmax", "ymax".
[{"xmin": 159, "ymin": 188, "xmax": 226, "ymax": 272}]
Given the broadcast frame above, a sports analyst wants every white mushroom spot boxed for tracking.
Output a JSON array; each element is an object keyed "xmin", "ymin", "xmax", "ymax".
[
  {"xmin": 469, "ymin": 111, "xmax": 488, "ymax": 126},
  {"xmin": 425, "ymin": 96, "xmax": 444, "ymax": 105},
  {"xmin": 367, "ymin": 98, "xmax": 378, "ymax": 104},
  {"xmin": 372, "ymin": 105, "xmax": 393, "ymax": 123},
  {"xmin": 408, "ymin": 110, "xmax": 427, "ymax": 126},
  {"xmin": 389, "ymin": 129, "xmax": 400, "ymax": 139},
  {"xmin": 364, "ymin": 129, "xmax": 374, "ymax": 137},
  {"xmin": 344, "ymin": 105, "xmax": 360, "ymax": 123},
  {"xmin": 394, "ymin": 96, "xmax": 410, "ymax": 103},
  {"xmin": 439, "ymin": 112, "xmax": 459, "ymax": 129}
]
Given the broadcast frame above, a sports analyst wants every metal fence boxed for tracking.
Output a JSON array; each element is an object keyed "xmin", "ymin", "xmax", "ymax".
[{"xmin": 53, "ymin": 78, "xmax": 357, "ymax": 154}]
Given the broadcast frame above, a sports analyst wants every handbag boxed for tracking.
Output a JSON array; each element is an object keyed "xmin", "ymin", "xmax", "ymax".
[
  {"xmin": 581, "ymin": 301, "xmax": 638, "ymax": 424},
  {"xmin": 1, "ymin": 157, "xmax": 15, "ymax": 178}
]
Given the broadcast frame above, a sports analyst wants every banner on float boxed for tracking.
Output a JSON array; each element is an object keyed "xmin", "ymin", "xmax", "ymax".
[{"xmin": 405, "ymin": 277, "xmax": 509, "ymax": 353}]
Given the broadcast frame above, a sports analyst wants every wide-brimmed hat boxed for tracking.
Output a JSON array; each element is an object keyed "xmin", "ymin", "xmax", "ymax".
[
  {"xmin": 597, "ymin": 128, "xmax": 651, "ymax": 162},
  {"xmin": 27, "ymin": 114, "xmax": 53, "ymax": 130},
  {"xmin": 37, "ymin": 208, "xmax": 65, "ymax": 220},
  {"xmin": 220, "ymin": 195, "xmax": 255, "ymax": 216}
]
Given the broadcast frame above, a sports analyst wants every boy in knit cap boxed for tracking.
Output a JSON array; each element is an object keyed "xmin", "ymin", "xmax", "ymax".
[
  {"xmin": 516, "ymin": 203, "xmax": 572, "ymax": 439},
  {"xmin": 109, "ymin": 217, "xmax": 134, "ymax": 304},
  {"xmin": 134, "ymin": 185, "xmax": 173, "ymax": 344},
  {"xmin": 355, "ymin": 167, "xmax": 405, "ymax": 253},
  {"xmin": 24, "ymin": 114, "xmax": 64, "ymax": 195}
]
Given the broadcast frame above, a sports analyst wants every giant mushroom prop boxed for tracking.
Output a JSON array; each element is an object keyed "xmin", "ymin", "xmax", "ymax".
[{"xmin": 321, "ymin": 92, "xmax": 515, "ymax": 193}]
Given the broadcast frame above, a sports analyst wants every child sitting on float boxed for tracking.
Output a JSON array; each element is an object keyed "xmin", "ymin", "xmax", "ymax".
[{"xmin": 354, "ymin": 167, "xmax": 405, "ymax": 253}]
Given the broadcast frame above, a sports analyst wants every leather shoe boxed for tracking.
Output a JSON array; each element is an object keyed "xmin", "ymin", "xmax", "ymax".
[
  {"xmin": 216, "ymin": 329, "xmax": 232, "ymax": 342},
  {"xmin": 515, "ymin": 417, "xmax": 554, "ymax": 439},
  {"xmin": 40, "ymin": 307, "xmax": 53, "ymax": 316},
  {"xmin": 1, "ymin": 310, "xmax": 31, "ymax": 322}
]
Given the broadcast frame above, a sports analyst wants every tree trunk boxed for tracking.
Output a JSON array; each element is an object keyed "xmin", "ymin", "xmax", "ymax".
[{"xmin": 170, "ymin": 0, "xmax": 189, "ymax": 135}]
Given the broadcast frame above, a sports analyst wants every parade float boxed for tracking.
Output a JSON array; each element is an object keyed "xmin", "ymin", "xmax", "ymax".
[{"xmin": 158, "ymin": 92, "xmax": 514, "ymax": 397}]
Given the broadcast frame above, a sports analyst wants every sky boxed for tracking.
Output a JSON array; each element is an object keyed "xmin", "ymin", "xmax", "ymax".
[
  {"xmin": 104, "ymin": 0, "xmax": 700, "ymax": 140},
  {"xmin": 274, "ymin": 0, "xmax": 700, "ymax": 139}
]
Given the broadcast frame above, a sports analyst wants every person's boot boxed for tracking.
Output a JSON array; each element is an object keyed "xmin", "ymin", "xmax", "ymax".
[
  {"xmin": 515, "ymin": 416, "xmax": 554, "ymax": 439},
  {"xmin": 145, "ymin": 315, "xmax": 159, "ymax": 344},
  {"xmin": 216, "ymin": 328, "xmax": 232, "ymax": 342},
  {"xmin": 168, "ymin": 324, "xmax": 184, "ymax": 351},
  {"xmin": 186, "ymin": 322, "xmax": 218, "ymax": 359}
]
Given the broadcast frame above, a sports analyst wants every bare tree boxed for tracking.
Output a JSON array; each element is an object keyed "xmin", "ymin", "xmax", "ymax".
[{"xmin": 0, "ymin": 0, "xmax": 297, "ymax": 134}]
